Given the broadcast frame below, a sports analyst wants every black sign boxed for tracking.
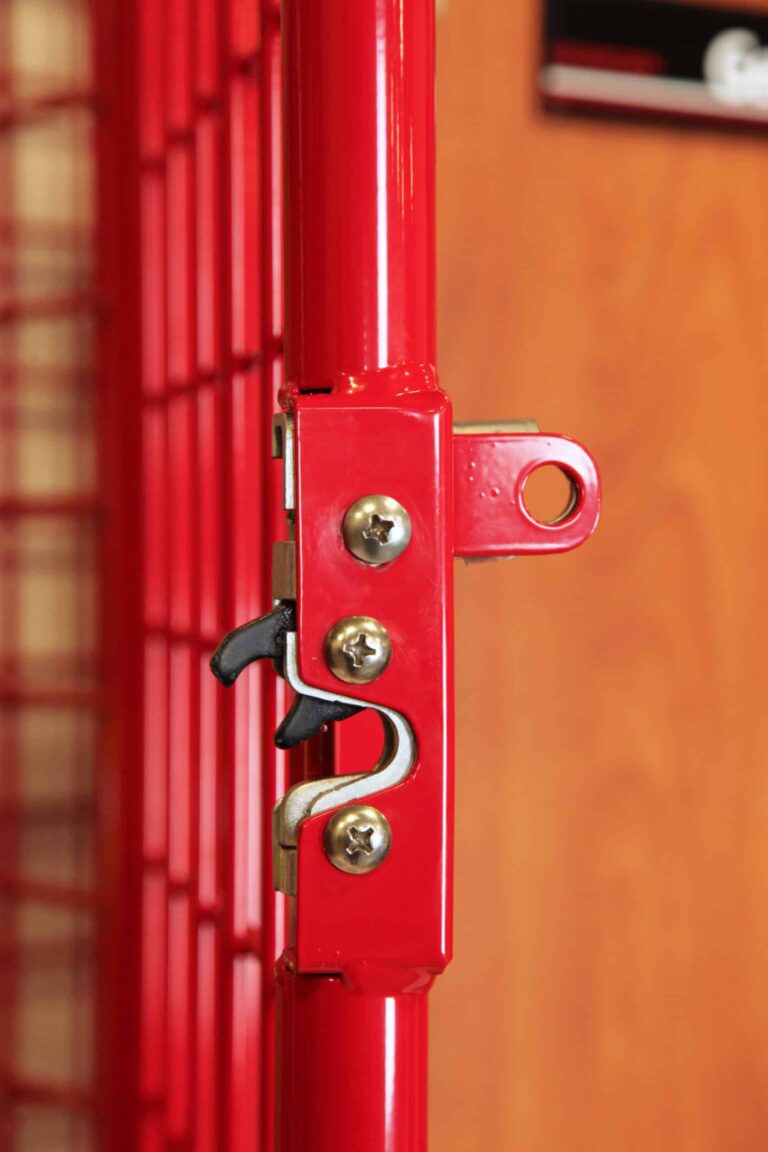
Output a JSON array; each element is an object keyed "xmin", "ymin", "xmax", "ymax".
[{"xmin": 542, "ymin": 0, "xmax": 768, "ymax": 128}]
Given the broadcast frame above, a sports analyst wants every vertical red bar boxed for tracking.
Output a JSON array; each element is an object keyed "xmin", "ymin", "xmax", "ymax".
[
  {"xmin": 222, "ymin": 4, "xmax": 284, "ymax": 1150},
  {"xmin": 166, "ymin": 0, "xmax": 200, "ymax": 1140},
  {"xmin": 92, "ymin": 0, "xmax": 146, "ymax": 1147},
  {"xmin": 140, "ymin": 3, "xmax": 174, "ymax": 1144},
  {"xmin": 259, "ymin": 5, "xmax": 287, "ymax": 1148},
  {"xmin": 275, "ymin": 963, "xmax": 428, "ymax": 1152},
  {"xmin": 283, "ymin": 0, "xmax": 436, "ymax": 391},
  {"xmin": 225, "ymin": 27, "xmax": 266, "ymax": 1137},
  {"xmin": 277, "ymin": 1, "xmax": 436, "ymax": 1149}
]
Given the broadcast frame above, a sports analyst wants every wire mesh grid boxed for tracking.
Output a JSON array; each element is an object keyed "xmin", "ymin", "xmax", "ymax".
[
  {"xmin": 2, "ymin": 2, "xmax": 285, "ymax": 1146},
  {"xmin": 0, "ymin": 0, "xmax": 98, "ymax": 1149},
  {"xmin": 131, "ymin": 2, "xmax": 285, "ymax": 1148}
]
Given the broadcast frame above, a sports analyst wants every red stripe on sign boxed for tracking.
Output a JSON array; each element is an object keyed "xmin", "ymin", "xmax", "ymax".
[{"xmin": 550, "ymin": 39, "xmax": 665, "ymax": 75}]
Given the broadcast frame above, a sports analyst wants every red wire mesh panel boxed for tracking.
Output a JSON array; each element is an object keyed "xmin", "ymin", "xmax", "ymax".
[
  {"xmin": 0, "ymin": 0, "xmax": 285, "ymax": 1144},
  {"xmin": 0, "ymin": 0, "xmax": 99, "ymax": 1149},
  {"xmin": 95, "ymin": 1, "xmax": 285, "ymax": 1147}
]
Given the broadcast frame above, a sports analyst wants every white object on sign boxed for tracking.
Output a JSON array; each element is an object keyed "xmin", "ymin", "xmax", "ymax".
[{"xmin": 704, "ymin": 28, "xmax": 768, "ymax": 109}]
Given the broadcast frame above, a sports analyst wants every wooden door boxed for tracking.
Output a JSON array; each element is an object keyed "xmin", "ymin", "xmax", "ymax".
[{"xmin": 433, "ymin": 2, "xmax": 768, "ymax": 1149}]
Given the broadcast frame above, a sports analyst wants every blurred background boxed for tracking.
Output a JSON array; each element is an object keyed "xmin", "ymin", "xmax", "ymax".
[
  {"xmin": 2, "ymin": 0, "xmax": 768, "ymax": 1150},
  {"xmin": 438, "ymin": 1, "xmax": 768, "ymax": 1149},
  {"xmin": 0, "ymin": 1, "xmax": 96, "ymax": 1149}
]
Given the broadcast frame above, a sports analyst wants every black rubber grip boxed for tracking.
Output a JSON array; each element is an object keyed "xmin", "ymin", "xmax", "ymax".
[
  {"xmin": 209, "ymin": 602, "xmax": 295, "ymax": 687},
  {"xmin": 274, "ymin": 694, "xmax": 362, "ymax": 749}
]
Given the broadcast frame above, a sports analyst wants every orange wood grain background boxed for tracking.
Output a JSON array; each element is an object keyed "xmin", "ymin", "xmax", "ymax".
[{"xmin": 431, "ymin": 2, "xmax": 768, "ymax": 1148}]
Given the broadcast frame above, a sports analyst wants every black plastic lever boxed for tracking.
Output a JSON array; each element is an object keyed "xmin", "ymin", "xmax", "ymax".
[
  {"xmin": 210, "ymin": 600, "xmax": 362, "ymax": 748},
  {"xmin": 210, "ymin": 602, "xmax": 295, "ymax": 686},
  {"xmin": 274, "ymin": 694, "xmax": 362, "ymax": 750}
]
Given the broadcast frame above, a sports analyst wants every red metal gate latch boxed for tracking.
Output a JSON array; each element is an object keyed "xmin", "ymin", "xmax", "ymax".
[{"xmin": 211, "ymin": 364, "xmax": 600, "ymax": 995}]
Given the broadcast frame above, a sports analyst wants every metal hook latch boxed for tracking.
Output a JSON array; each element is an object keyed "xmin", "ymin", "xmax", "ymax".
[
  {"xmin": 209, "ymin": 603, "xmax": 416, "ymax": 895},
  {"xmin": 211, "ymin": 370, "xmax": 600, "ymax": 983},
  {"xmin": 274, "ymin": 632, "xmax": 415, "ymax": 894}
]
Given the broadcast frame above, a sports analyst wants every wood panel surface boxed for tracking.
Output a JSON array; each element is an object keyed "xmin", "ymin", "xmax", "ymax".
[{"xmin": 431, "ymin": 3, "xmax": 768, "ymax": 1149}]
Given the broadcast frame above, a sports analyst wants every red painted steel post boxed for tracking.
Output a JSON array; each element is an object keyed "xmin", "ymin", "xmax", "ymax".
[
  {"xmin": 282, "ymin": 0, "xmax": 436, "ymax": 388},
  {"xmin": 211, "ymin": 1, "xmax": 598, "ymax": 1147},
  {"xmin": 276, "ymin": 959, "xmax": 429, "ymax": 1150},
  {"xmin": 277, "ymin": 1, "xmax": 437, "ymax": 1148}
]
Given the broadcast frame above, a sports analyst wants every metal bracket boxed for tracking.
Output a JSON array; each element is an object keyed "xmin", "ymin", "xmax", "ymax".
[
  {"xmin": 212, "ymin": 369, "xmax": 600, "ymax": 984},
  {"xmin": 273, "ymin": 632, "xmax": 416, "ymax": 895}
]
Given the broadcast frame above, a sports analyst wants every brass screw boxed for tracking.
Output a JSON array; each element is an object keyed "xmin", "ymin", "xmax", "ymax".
[
  {"xmin": 324, "ymin": 616, "xmax": 392, "ymax": 684},
  {"xmin": 343, "ymin": 495, "xmax": 412, "ymax": 566},
  {"xmin": 324, "ymin": 805, "xmax": 392, "ymax": 875}
]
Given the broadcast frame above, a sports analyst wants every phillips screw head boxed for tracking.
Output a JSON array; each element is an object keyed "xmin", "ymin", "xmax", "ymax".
[
  {"xmin": 324, "ymin": 616, "xmax": 392, "ymax": 685},
  {"xmin": 342, "ymin": 495, "xmax": 412, "ymax": 566},
  {"xmin": 324, "ymin": 805, "xmax": 392, "ymax": 875}
]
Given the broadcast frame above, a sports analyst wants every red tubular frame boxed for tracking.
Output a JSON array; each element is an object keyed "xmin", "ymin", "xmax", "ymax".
[
  {"xmin": 272, "ymin": 5, "xmax": 599, "ymax": 1149},
  {"xmin": 276, "ymin": 959, "xmax": 428, "ymax": 1150},
  {"xmin": 91, "ymin": 0, "xmax": 598, "ymax": 1145},
  {"xmin": 277, "ymin": 3, "xmax": 438, "ymax": 1146},
  {"xmin": 283, "ymin": 0, "xmax": 436, "ymax": 386}
]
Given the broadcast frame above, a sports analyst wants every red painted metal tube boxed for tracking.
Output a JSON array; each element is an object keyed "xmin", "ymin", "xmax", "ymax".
[
  {"xmin": 279, "ymin": 1, "xmax": 436, "ymax": 1148},
  {"xmin": 283, "ymin": 0, "xmax": 436, "ymax": 391},
  {"xmin": 275, "ymin": 959, "xmax": 428, "ymax": 1152}
]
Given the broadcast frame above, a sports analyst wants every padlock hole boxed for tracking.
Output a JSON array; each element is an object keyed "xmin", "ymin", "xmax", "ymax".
[{"xmin": 521, "ymin": 464, "xmax": 579, "ymax": 526}]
